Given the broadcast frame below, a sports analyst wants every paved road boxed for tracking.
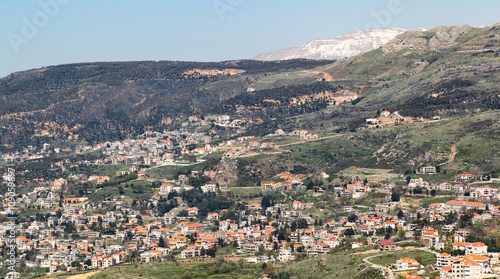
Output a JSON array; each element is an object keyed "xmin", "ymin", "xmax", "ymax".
[
  {"xmin": 361, "ymin": 246, "xmax": 438, "ymax": 279},
  {"xmin": 362, "ymin": 253, "xmax": 394, "ymax": 279},
  {"xmin": 281, "ymin": 190, "xmax": 290, "ymax": 202}
]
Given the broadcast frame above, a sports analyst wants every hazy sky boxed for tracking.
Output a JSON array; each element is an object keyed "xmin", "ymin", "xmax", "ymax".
[{"xmin": 1, "ymin": 0, "xmax": 499, "ymax": 77}]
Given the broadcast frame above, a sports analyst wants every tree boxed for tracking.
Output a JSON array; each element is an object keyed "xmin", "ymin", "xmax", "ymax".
[
  {"xmin": 344, "ymin": 228, "xmax": 355, "ymax": 236},
  {"xmin": 297, "ymin": 218, "xmax": 308, "ymax": 229},
  {"xmin": 158, "ymin": 237, "xmax": 165, "ymax": 248},
  {"xmin": 261, "ymin": 196, "xmax": 271, "ymax": 209},
  {"xmin": 397, "ymin": 210, "xmax": 404, "ymax": 219},
  {"xmin": 391, "ymin": 192, "xmax": 400, "ymax": 202},
  {"xmin": 415, "ymin": 256, "xmax": 424, "ymax": 266},
  {"xmin": 206, "ymin": 247, "xmax": 216, "ymax": 257},
  {"xmin": 430, "ymin": 189, "xmax": 436, "ymax": 196},
  {"xmin": 347, "ymin": 214, "xmax": 358, "ymax": 223},
  {"xmin": 414, "ymin": 231, "xmax": 421, "ymax": 240},
  {"xmin": 263, "ymin": 265, "xmax": 275, "ymax": 275}
]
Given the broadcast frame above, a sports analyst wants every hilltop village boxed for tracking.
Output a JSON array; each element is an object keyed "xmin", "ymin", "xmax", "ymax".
[{"xmin": 1, "ymin": 113, "xmax": 500, "ymax": 279}]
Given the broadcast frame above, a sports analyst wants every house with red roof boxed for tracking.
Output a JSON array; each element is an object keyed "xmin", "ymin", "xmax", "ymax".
[
  {"xmin": 186, "ymin": 207, "xmax": 199, "ymax": 216},
  {"xmin": 380, "ymin": 239, "xmax": 396, "ymax": 251},
  {"xmin": 446, "ymin": 200, "xmax": 486, "ymax": 212}
]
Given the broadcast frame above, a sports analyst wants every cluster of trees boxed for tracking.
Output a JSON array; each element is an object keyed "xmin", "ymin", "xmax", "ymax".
[
  {"xmin": 180, "ymin": 188, "xmax": 234, "ymax": 219},
  {"xmin": 157, "ymin": 195, "xmax": 179, "ymax": 215},
  {"xmin": 96, "ymin": 172, "xmax": 138, "ymax": 188},
  {"xmin": 213, "ymin": 82, "xmax": 336, "ymax": 118},
  {"xmin": 396, "ymin": 86, "xmax": 500, "ymax": 118}
]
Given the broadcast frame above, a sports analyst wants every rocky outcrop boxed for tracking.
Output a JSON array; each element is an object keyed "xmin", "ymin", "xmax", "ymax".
[{"xmin": 383, "ymin": 25, "xmax": 471, "ymax": 52}]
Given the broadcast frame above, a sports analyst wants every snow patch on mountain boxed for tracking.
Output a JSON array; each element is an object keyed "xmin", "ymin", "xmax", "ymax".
[{"xmin": 252, "ymin": 28, "xmax": 409, "ymax": 61}]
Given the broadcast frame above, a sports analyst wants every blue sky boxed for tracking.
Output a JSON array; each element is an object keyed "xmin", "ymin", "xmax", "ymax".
[{"xmin": 1, "ymin": 0, "xmax": 499, "ymax": 77}]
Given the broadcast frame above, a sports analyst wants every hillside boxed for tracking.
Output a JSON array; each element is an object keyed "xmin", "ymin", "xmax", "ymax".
[
  {"xmin": 0, "ymin": 23, "xmax": 499, "ymax": 176},
  {"xmin": 214, "ymin": 24, "xmax": 500, "ymax": 125},
  {"xmin": 0, "ymin": 59, "xmax": 332, "ymax": 149},
  {"xmin": 318, "ymin": 23, "xmax": 500, "ymax": 116}
]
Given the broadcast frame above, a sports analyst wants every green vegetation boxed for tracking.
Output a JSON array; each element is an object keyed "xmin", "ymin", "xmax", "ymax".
[
  {"xmin": 87, "ymin": 180, "xmax": 155, "ymax": 204},
  {"xmin": 90, "ymin": 260, "xmax": 263, "ymax": 279},
  {"xmin": 0, "ymin": 59, "xmax": 332, "ymax": 148},
  {"xmin": 369, "ymin": 250, "xmax": 436, "ymax": 266},
  {"xmin": 275, "ymin": 250, "xmax": 379, "ymax": 279}
]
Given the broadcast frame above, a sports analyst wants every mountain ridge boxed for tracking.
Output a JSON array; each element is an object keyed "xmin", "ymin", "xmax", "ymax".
[{"xmin": 252, "ymin": 28, "xmax": 410, "ymax": 61}]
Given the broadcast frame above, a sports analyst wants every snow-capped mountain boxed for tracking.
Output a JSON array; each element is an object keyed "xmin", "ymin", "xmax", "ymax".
[{"xmin": 252, "ymin": 28, "xmax": 409, "ymax": 61}]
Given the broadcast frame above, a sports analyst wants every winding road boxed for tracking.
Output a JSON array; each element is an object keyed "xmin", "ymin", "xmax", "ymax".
[
  {"xmin": 362, "ymin": 253, "xmax": 395, "ymax": 279},
  {"xmin": 361, "ymin": 247, "xmax": 438, "ymax": 279}
]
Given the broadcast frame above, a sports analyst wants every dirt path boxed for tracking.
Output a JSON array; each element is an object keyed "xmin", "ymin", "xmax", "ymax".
[
  {"xmin": 277, "ymin": 134, "xmax": 344, "ymax": 148},
  {"xmin": 237, "ymin": 151, "xmax": 284, "ymax": 158},
  {"xmin": 447, "ymin": 144, "xmax": 457, "ymax": 163},
  {"xmin": 319, "ymin": 71, "xmax": 335, "ymax": 81},
  {"xmin": 66, "ymin": 271, "xmax": 101, "ymax": 279}
]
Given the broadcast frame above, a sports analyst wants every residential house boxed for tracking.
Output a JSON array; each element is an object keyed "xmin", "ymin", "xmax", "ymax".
[
  {"xmin": 455, "ymin": 174, "xmax": 476, "ymax": 183},
  {"xmin": 380, "ymin": 239, "xmax": 396, "ymax": 251},
  {"xmin": 394, "ymin": 258, "xmax": 422, "ymax": 271}
]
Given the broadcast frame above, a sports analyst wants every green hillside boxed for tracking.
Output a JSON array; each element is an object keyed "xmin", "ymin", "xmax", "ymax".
[
  {"xmin": 1, "ymin": 24, "xmax": 499, "ymax": 176},
  {"xmin": 0, "ymin": 59, "xmax": 332, "ymax": 149}
]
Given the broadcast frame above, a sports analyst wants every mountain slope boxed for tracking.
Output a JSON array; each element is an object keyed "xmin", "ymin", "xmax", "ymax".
[
  {"xmin": 1, "ymin": 23, "xmax": 499, "ymax": 157},
  {"xmin": 317, "ymin": 23, "xmax": 500, "ymax": 116},
  {"xmin": 0, "ymin": 59, "xmax": 333, "ymax": 148},
  {"xmin": 252, "ymin": 28, "xmax": 408, "ymax": 61}
]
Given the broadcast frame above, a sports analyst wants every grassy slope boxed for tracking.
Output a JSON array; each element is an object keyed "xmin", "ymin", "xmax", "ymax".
[
  {"xmin": 87, "ymin": 261, "xmax": 262, "ymax": 279},
  {"xmin": 214, "ymin": 109, "xmax": 500, "ymax": 186},
  {"xmin": 369, "ymin": 250, "xmax": 436, "ymax": 266},
  {"xmin": 69, "ymin": 250, "xmax": 389, "ymax": 279},
  {"xmin": 375, "ymin": 110, "xmax": 500, "ymax": 173}
]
